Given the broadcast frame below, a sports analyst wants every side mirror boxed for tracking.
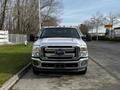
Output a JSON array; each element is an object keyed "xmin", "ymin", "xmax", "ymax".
[
  {"xmin": 86, "ymin": 34, "xmax": 92, "ymax": 41},
  {"xmin": 34, "ymin": 36, "xmax": 39, "ymax": 41},
  {"xmin": 81, "ymin": 35, "xmax": 87, "ymax": 41}
]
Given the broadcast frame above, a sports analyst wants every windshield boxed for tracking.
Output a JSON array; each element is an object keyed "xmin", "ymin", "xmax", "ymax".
[{"xmin": 39, "ymin": 28, "xmax": 80, "ymax": 39}]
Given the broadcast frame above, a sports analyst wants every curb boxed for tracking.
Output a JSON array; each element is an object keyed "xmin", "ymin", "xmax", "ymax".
[{"xmin": 0, "ymin": 63, "xmax": 31, "ymax": 90}]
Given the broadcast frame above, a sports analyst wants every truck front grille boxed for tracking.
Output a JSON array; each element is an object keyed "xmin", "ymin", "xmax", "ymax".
[{"xmin": 41, "ymin": 46, "xmax": 80, "ymax": 61}]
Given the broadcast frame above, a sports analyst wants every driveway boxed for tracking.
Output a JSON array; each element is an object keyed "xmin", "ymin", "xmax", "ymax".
[{"xmin": 12, "ymin": 59, "xmax": 120, "ymax": 90}]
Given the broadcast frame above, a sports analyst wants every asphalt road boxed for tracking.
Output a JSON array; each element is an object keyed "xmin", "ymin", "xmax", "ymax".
[
  {"xmin": 12, "ymin": 41, "xmax": 120, "ymax": 90},
  {"xmin": 87, "ymin": 41, "xmax": 120, "ymax": 81}
]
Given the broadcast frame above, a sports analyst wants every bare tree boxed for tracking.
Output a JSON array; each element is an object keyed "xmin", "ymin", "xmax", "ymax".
[
  {"xmin": 41, "ymin": 0, "xmax": 62, "ymax": 26},
  {"xmin": 0, "ymin": 0, "xmax": 8, "ymax": 30},
  {"xmin": 0, "ymin": 0, "xmax": 62, "ymax": 34},
  {"xmin": 79, "ymin": 24, "xmax": 89, "ymax": 35},
  {"xmin": 104, "ymin": 12, "xmax": 118, "ymax": 25}
]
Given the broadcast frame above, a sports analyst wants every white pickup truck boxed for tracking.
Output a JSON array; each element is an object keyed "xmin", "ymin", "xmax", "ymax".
[{"xmin": 32, "ymin": 27, "xmax": 88, "ymax": 75}]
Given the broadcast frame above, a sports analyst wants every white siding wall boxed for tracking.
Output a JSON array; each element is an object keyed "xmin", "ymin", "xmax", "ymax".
[
  {"xmin": 0, "ymin": 31, "xmax": 9, "ymax": 43},
  {"xmin": 9, "ymin": 34, "xmax": 27, "ymax": 44},
  {"xmin": 0, "ymin": 30, "xmax": 27, "ymax": 44}
]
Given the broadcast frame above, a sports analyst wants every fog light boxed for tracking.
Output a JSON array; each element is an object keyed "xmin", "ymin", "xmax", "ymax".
[
  {"xmin": 81, "ymin": 60, "xmax": 87, "ymax": 66},
  {"xmin": 33, "ymin": 60, "xmax": 39, "ymax": 66}
]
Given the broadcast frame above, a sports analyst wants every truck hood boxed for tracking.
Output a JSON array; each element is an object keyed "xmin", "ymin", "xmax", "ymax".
[{"xmin": 34, "ymin": 38, "xmax": 87, "ymax": 47}]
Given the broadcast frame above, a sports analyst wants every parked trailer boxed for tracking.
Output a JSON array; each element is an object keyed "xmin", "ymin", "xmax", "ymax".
[{"xmin": 112, "ymin": 27, "xmax": 120, "ymax": 39}]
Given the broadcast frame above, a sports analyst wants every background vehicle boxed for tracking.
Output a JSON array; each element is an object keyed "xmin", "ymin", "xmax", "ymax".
[
  {"xmin": 111, "ymin": 27, "xmax": 120, "ymax": 39},
  {"xmin": 105, "ymin": 27, "xmax": 120, "ymax": 39}
]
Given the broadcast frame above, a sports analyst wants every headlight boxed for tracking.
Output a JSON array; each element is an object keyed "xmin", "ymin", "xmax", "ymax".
[
  {"xmin": 80, "ymin": 47, "xmax": 88, "ymax": 57},
  {"xmin": 32, "ymin": 46, "xmax": 41, "ymax": 57},
  {"xmin": 80, "ymin": 47, "xmax": 87, "ymax": 51}
]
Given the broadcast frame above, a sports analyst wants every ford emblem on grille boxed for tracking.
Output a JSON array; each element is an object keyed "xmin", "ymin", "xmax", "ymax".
[{"xmin": 55, "ymin": 49, "xmax": 65, "ymax": 56}]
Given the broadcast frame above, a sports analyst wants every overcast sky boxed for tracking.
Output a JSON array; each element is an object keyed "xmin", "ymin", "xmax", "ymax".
[{"xmin": 61, "ymin": 0, "xmax": 120, "ymax": 26}]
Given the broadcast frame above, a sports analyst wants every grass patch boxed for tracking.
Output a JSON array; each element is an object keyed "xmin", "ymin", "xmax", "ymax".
[{"xmin": 0, "ymin": 44, "xmax": 32, "ymax": 87}]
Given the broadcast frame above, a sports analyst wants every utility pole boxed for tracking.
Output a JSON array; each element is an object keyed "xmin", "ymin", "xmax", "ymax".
[
  {"xmin": 38, "ymin": 0, "xmax": 42, "ymax": 30},
  {"xmin": 96, "ymin": 19, "xmax": 99, "ymax": 41}
]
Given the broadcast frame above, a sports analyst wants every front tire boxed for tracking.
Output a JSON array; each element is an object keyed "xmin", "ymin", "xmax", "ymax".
[
  {"xmin": 80, "ymin": 67, "xmax": 87, "ymax": 75},
  {"xmin": 32, "ymin": 66, "xmax": 39, "ymax": 75}
]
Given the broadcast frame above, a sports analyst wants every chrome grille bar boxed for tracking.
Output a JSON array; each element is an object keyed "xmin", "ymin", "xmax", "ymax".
[
  {"xmin": 45, "ymin": 48, "xmax": 75, "ymax": 52},
  {"xmin": 41, "ymin": 46, "xmax": 79, "ymax": 61}
]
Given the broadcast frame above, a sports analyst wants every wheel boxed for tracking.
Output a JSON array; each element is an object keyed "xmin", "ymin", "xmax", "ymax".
[
  {"xmin": 32, "ymin": 67, "xmax": 39, "ymax": 75},
  {"xmin": 80, "ymin": 67, "xmax": 87, "ymax": 75}
]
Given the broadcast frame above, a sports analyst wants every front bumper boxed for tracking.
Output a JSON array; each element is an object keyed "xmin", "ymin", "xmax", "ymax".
[{"xmin": 31, "ymin": 57, "xmax": 88, "ymax": 72}]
